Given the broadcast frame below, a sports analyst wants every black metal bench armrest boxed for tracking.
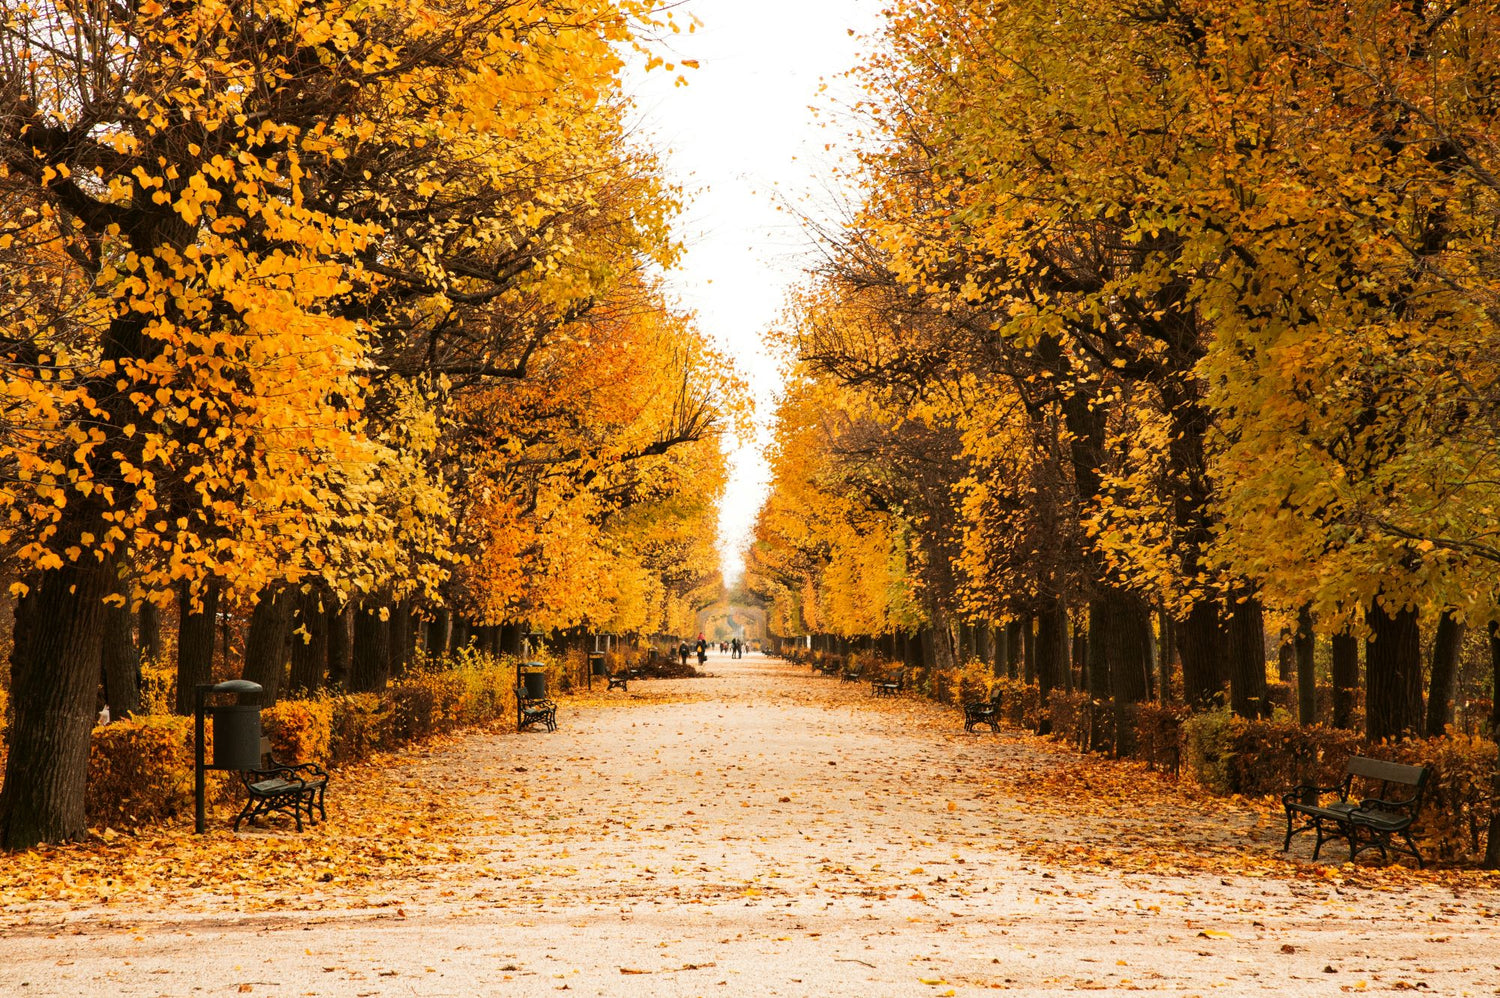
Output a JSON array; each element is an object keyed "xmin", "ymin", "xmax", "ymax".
[
  {"xmin": 247, "ymin": 765, "xmax": 310, "ymax": 784},
  {"xmin": 278, "ymin": 761, "xmax": 329, "ymax": 781}
]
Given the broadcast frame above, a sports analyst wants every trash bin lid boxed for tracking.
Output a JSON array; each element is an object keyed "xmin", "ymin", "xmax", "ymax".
[{"xmin": 206, "ymin": 680, "xmax": 263, "ymax": 695}]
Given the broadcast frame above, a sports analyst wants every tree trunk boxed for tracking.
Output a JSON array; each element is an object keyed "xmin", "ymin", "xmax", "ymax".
[
  {"xmin": 1485, "ymin": 622, "xmax": 1500, "ymax": 869},
  {"xmin": 426, "ymin": 609, "xmax": 450, "ymax": 658},
  {"xmin": 1295, "ymin": 606, "xmax": 1316, "ymax": 727},
  {"xmin": 100, "ymin": 598, "xmax": 141, "ymax": 719},
  {"xmin": 1035, "ymin": 599, "xmax": 1068, "ymax": 735},
  {"xmin": 0, "ymin": 561, "xmax": 112, "ymax": 848},
  {"xmin": 138, "ymin": 601, "xmax": 162, "ymax": 664},
  {"xmin": 1226, "ymin": 593, "xmax": 1270, "ymax": 719},
  {"xmin": 1111, "ymin": 596, "xmax": 1152, "ymax": 695},
  {"xmin": 976, "ymin": 624, "xmax": 994, "ymax": 671},
  {"xmin": 1424, "ymin": 609, "xmax": 1465, "ymax": 737},
  {"xmin": 1159, "ymin": 609, "xmax": 1176, "ymax": 702},
  {"xmin": 1365, "ymin": 598, "xmax": 1423, "ymax": 742},
  {"xmin": 175, "ymin": 580, "xmax": 221, "ymax": 715},
  {"xmin": 1074, "ymin": 616, "xmax": 1089, "ymax": 694},
  {"xmin": 1100, "ymin": 591, "xmax": 1151, "ymax": 755},
  {"xmin": 449, "ymin": 617, "xmax": 470, "ymax": 654},
  {"xmin": 1005, "ymin": 619, "xmax": 1022, "ymax": 678},
  {"xmin": 1141, "ymin": 610, "xmax": 1158, "ymax": 702},
  {"xmin": 1022, "ymin": 614, "xmax": 1036, "ymax": 685},
  {"xmin": 350, "ymin": 603, "xmax": 391, "ymax": 693},
  {"xmin": 1277, "ymin": 628, "xmax": 1295, "ymax": 682},
  {"xmin": 387, "ymin": 605, "xmax": 412, "ymax": 678},
  {"xmin": 1080, "ymin": 618, "xmax": 1092, "ymax": 696},
  {"xmin": 326, "ymin": 602, "xmax": 351, "ymax": 690},
  {"xmin": 1177, "ymin": 600, "xmax": 1225, "ymax": 709},
  {"xmin": 242, "ymin": 585, "xmax": 293, "ymax": 705},
  {"xmin": 501, "ymin": 621, "xmax": 523, "ymax": 657},
  {"xmin": 1331, "ymin": 630, "xmax": 1360, "ymax": 730},
  {"xmin": 992, "ymin": 623, "xmax": 1007, "ymax": 677},
  {"xmin": 287, "ymin": 588, "xmax": 328, "ymax": 696},
  {"xmin": 1086, "ymin": 599, "xmax": 1110, "ymax": 703}
]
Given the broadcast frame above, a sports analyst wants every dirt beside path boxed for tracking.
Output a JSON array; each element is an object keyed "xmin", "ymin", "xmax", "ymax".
[{"xmin": 3, "ymin": 654, "xmax": 1498, "ymax": 996}]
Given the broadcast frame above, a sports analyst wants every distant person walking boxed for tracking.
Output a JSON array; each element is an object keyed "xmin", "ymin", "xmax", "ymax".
[
  {"xmin": 696, "ymin": 634, "xmax": 708, "ymax": 666},
  {"xmin": 678, "ymin": 639, "xmax": 690, "ymax": 668},
  {"xmin": 731, "ymin": 638, "xmax": 742, "ymax": 659}
]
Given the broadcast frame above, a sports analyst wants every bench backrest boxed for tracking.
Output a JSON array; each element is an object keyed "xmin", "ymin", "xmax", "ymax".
[
  {"xmin": 1346, "ymin": 756, "xmax": 1426, "ymax": 787},
  {"xmin": 1344, "ymin": 756, "xmax": 1428, "ymax": 813}
]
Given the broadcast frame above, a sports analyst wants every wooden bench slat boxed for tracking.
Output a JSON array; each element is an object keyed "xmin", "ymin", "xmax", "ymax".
[{"xmin": 1346, "ymin": 757, "xmax": 1426, "ymax": 785}]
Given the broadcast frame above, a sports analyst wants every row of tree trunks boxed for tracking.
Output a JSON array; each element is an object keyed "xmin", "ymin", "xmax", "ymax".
[{"xmin": 501, "ymin": 622, "xmax": 524, "ymax": 657}]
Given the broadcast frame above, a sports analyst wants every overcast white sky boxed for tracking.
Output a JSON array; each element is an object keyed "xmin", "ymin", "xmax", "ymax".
[{"xmin": 625, "ymin": 0, "xmax": 887, "ymax": 589}]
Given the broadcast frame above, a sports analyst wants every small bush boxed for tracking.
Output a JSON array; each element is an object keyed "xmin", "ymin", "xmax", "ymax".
[
  {"xmin": 992, "ymin": 677, "xmax": 1044, "ymax": 729},
  {"xmin": 327, "ymin": 692, "xmax": 391, "ymax": 765},
  {"xmin": 86, "ymin": 715, "xmax": 220, "ymax": 827},
  {"xmin": 1129, "ymin": 702, "xmax": 1188, "ymax": 774},
  {"xmin": 951, "ymin": 657, "xmax": 994, "ymax": 705},
  {"xmin": 1046, "ymin": 690, "xmax": 1093, "ymax": 750},
  {"xmin": 261, "ymin": 698, "xmax": 333, "ymax": 765}
]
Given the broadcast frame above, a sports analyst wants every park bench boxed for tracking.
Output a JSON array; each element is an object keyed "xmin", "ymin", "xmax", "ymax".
[
  {"xmin": 963, "ymin": 687, "xmax": 1003, "ymax": 733},
  {"xmin": 232, "ymin": 737, "xmax": 329, "ymax": 832},
  {"xmin": 871, "ymin": 671, "xmax": 906, "ymax": 698},
  {"xmin": 839, "ymin": 662, "xmax": 863, "ymax": 682},
  {"xmin": 517, "ymin": 664, "xmax": 558, "ymax": 732},
  {"xmin": 1282, "ymin": 756, "xmax": 1429, "ymax": 866},
  {"xmin": 590, "ymin": 652, "xmax": 630, "ymax": 691}
]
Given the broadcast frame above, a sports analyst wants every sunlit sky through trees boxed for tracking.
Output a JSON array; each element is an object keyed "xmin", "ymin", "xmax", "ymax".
[{"xmin": 626, "ymin": 0, "xmax": 885, "ymax": 589}]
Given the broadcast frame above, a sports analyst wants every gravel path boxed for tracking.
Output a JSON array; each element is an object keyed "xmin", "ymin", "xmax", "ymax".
[{"xmin": 3, "ymin": 653, "xmax": 1498, "ymax": 996}]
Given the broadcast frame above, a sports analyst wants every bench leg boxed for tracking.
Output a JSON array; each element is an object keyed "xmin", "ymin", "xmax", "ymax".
[
  {"xmin": 1401, "ymin": 830, "xmax": 1424, "ymax": 869},
  {"xmin": 1312, "ymin": 818, "xmax": 1334, "ymax": 861}
]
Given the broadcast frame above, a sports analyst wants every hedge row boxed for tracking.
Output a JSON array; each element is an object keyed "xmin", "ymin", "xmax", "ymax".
[
  {"xmin": 793, "ymin": 651, "xmax": 1497, "ymax": 863},
  {"xmin": 1180, "ymin": 708, "xmax": 1497, "ymax": 861},
  {"xmin": 85, "ymin": 648, "xmax": 537, "ymax": 829}
]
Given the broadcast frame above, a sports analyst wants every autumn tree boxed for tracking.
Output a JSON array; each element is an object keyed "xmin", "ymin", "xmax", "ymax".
[{"xmin": 0, "ymin": 0, "xmax": 715, "ymax": 848}]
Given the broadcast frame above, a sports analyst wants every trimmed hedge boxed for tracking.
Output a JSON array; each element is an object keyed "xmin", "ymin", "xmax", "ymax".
[
  {"xmin": 85, "ymin": 649, "xmax": 526, "ymax": 829},
  {"xmin": 876, "ymin": 656, "xmax": 1496, "ymax": 864},
  {"xmin": 1181, "ymin": 707, "xmax": 1497, "ymax": 861},
  {"xmin": 86, "ymin": 715, "xmax": 228, "ymax": 827}
]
